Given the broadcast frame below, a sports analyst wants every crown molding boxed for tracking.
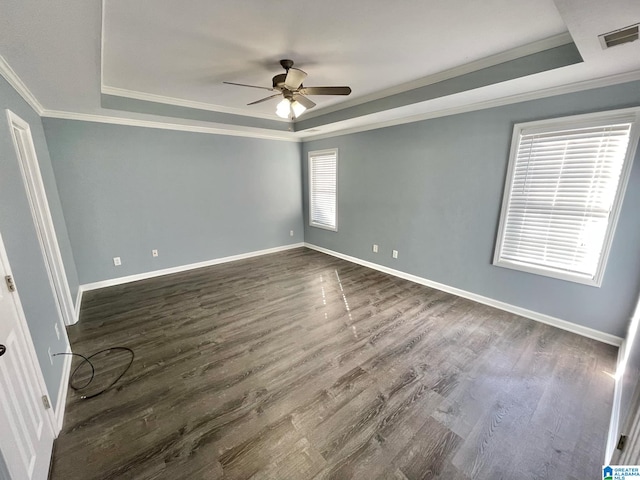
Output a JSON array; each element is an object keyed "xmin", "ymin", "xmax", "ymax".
[
  {"xmin": 300, "ymin": 32, "xmax": 575, "ymax": 121},
  {"xmin": 101, "ymin": 85, "xmax": 286, "ymax": 122},
  {"xmin": 99, "ymin": 0, "xmax": 285, "ymax": 123},
  {"xmin": 3, "ymin": 50, "xmax": 640, "ymax": 144},
  {"xmin": 0, "ymin": 53, "xmax": 297, "ymax": 141},
  {"xmin": 41, "ymin": 109, "xmax": 300, "ymax": 142},
  {"xmin": 0, "ymin": 54, "xmax": 298, "ymax": 141},
  {"xmin": 300, "ymin": 69, "xmax": 640, "ymax": 141},
  {"xmin": 0, "ymin": 55, "xmax": 45, "ymax": 115}
]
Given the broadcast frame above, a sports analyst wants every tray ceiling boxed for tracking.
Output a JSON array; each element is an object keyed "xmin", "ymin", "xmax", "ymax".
[{"xmin": 0, "ymin": 0, "xmax": 639, "ymax": 140}]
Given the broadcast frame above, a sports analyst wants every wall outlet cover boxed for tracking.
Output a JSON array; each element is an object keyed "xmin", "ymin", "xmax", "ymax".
[{"xmin": 113, "ymin": 257, "xmax": 122, "ymax": 266}]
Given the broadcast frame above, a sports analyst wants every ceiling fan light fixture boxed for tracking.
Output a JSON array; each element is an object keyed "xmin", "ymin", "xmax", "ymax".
[
  {"xmin": 276, "ymin": 98, "xmax": 291, "ymax": 119},
  {"xmin": 226, "ymin": 59, "xmax": 352, "ymax": 118},
  {"xmin": 291, "ymin": 100, "xmax": 306, "ymax": 118}
]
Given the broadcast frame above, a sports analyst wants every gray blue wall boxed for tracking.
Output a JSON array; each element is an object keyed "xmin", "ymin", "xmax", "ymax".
[
  {"xmin": 42, "ymin": 120, "xmax": 304, "ymax": 285},
  {"xmin": 0, "ymin": 77, "xmax": 78, "ymax": 409},
  {"xmin": 302, "ymin": 80, "xmax": 640, "ymax": 338}
]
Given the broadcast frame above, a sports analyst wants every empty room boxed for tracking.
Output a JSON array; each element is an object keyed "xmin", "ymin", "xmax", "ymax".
[{"xmin": 2, "ymin": 1, "xmax": 640, "ymax": 479}]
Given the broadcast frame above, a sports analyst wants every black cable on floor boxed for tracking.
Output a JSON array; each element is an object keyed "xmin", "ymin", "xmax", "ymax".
[{"xmin": 53, "ymin": 347, "xmax": 135, "ymax": 399}]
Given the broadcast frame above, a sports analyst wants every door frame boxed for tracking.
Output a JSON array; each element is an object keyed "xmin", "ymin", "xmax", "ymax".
[
  {"xmin": 606, "ymin": 288, "xmax": 640, "ymax": 463},
  {"xmin": 6, "ymin": 109, "xmax": 76, "ymax": 327},
  {"xmin": 0, "ymin": 229, "xmax": 57, "ymax": 437}
]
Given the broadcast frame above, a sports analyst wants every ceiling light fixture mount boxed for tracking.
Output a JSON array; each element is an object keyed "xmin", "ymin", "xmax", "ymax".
[{"xmin": 224, "ymin": 59, "xmax": 352, "ymax": 120}]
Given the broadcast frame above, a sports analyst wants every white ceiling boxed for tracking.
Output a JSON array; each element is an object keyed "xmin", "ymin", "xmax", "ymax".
[
  {"xmin": 0, "ymin": 0, "xmax": 639, "ymax": 140},
  {"xmin": 102, "ymin": 0, "xmax": 567, "ymax": 117}
]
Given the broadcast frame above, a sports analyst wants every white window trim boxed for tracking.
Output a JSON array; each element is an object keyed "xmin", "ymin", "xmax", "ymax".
[
  {"xmin": 493, "ymin": 107, "xmax": 640, "ymax": 287},
  {"xmin": 309, "ymin": 148, "xmax": 338, "ymax": 232}
]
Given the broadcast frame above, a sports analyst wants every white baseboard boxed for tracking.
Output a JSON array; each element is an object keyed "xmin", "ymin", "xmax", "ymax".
[
  {"xmin": 80, "ymin": 243, "xmax": 305, "ymax": 292},
  {"xmin": 72, "ymin": 287, "xmax": 83, "ymax": 325},
  {"xmin": 304, "ymin": 243, "xmax": 623, "ymax": 347},
  {"xmin": 54, "ymin": 348, "xmax": 72, "ymax": 435},
  {"xmin": 61, "ymin": 243, "xmax": 301, "ymax": 434}
]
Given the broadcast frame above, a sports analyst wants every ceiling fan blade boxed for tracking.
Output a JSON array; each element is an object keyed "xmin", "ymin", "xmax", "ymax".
[
  {"xmin": 223, "ymin": 81, "xmax": 275, "ymax": 92},
  {"xmin": 293, "ymin": 94, "xmax": 316, "ymax": 109},
  {"xmin": 284, "ymin": 68, "xmax": 307, "ymax": 90},
  {"xmin": 299, "ymin": 86, "xmax": 352, "ymax": 96},
  {"xmin": 247, "ymin": 94, "xmax": 281, "ymax": 106}
]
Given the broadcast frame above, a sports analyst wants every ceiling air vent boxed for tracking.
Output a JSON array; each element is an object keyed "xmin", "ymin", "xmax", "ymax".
[{"xmin": 599, "ymin": 23, "xmax": 639, "ymax": 49}]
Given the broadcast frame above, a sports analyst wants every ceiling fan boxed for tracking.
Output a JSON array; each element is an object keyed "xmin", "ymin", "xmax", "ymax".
[{"xmin": 223, "ymin": 59, "xmax": 352, "ymax": 119}]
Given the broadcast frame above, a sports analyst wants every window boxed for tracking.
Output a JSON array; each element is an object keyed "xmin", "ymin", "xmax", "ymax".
[
  {"xmin": 309, "ymin": 149, "xmax": 338, "ymax": 231},
  {"xmin": 494, "ymin": 109, "xmax": 639, "ymax": 286}
]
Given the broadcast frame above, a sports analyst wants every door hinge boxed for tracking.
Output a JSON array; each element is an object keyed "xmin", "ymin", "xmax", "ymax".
[
  {"xmin": 5, "ymin": 275, "xmax": 16, "ymax": 292},
  {"xmin": 617, "ymin": 434, "xmax": 628, "ymax": 451},
  {"xmin": 42, "ymin": 395, "xmax": 51, "ymax": 410}
]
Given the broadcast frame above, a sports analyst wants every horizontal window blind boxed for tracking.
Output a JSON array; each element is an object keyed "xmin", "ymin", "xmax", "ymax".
[
  {"xmin": 309, "ymin": 150, "xmax": 337, "ymax": 230},
  {"xmin": 496, "ymin": 120, "xmax": 634, "ymax": 282}
]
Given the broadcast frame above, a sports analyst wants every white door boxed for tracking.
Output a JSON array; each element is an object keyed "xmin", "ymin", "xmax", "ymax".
[
  {"xmin": 0, "ymin": 231, "xmax": 56, "ymax": 480},
  {"xmin": 6, "ymin": 109, "xmax": 76, "ymax": 327}
]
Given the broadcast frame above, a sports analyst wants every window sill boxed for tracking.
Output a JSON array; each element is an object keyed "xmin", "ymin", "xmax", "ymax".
[
  {"xmin": 309, "ymin": 222, "xmax": 337, "ymax": 232},
  {"xmin": 493, "ymin": 258, "xmax": 602, "ymax": 287}
]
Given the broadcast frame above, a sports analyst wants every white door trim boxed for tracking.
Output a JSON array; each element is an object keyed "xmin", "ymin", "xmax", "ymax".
[
  {"xmin": 0, "ymin": 230, "xmax": 57, "ymax": 436},
  {"xmin": 605, "ymin": 288, "xmax": 640, "ymax": 463},
  {"xmin": 6, "ymin": 109, "xmax": 76, "ymax": 326}
]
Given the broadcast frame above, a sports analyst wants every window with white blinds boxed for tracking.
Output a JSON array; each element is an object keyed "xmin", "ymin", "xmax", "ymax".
[
  {"xmin": 494, "ymin": 111, "xmax": 639, "ymax": 286},
  {"xmin": 309, "ymin": 149, "xmax": 338, "ymax": 231}
]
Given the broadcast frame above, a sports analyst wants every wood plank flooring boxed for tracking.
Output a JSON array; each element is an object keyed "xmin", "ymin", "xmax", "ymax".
[{"xmin": 50, "ymin": 248, "xmax": 617, "ymax": 480}]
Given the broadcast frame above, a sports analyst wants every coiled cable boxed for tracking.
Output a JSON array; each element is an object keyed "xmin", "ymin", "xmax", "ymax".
[{"xmin": 53, "ymin": 347, "xmax": 134, "ymax": 399}]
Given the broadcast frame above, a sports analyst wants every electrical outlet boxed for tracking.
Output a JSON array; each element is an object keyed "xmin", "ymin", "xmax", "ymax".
[
  {"xmin": 152, "ymin": 249, "xmax": 159, "ymax": 257},
  {"xmin": 113, "ymin": 257, "xmax": 122, "ymax": 266},
  {"xmin": 373, "ymin": 244, "xmax": 379, "ymax": 253},
  {"xmin": 290, "ymin": 230, "xmax": 294, "ymax": 237},
  {"xmin": 54, "ymin": 322, "xmax": 60, "ymax": 340},
  {"xmin": 392, "ymin": 250, "xmax": 399, "ymax": 259}
]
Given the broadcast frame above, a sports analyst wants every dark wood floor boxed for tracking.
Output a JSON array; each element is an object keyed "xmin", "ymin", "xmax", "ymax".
[{"xmin": 50, "ymin": 247, "xmax": 617, "ymax": 480}]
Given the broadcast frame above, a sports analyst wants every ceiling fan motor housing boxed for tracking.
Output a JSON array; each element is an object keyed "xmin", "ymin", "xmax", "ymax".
[
  {"xmin": 272, "ymin": 73, "xmax": 288, "ymax": 90},
  {"xmin": 224, "ymin": 58, "xmax": 350, "ymax": 114}
]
